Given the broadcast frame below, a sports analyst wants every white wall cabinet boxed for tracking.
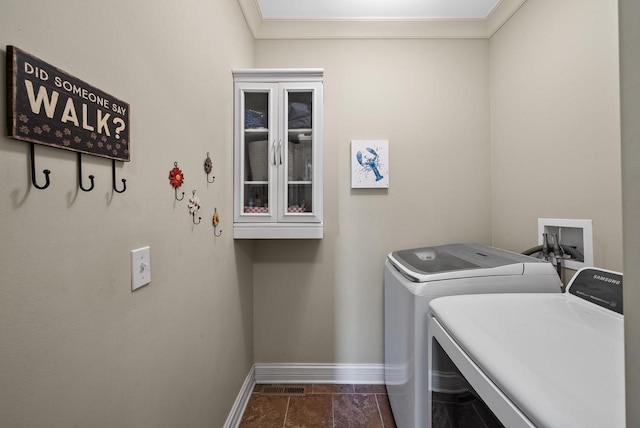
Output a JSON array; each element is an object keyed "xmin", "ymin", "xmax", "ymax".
[{"xmin": 233, "ymin": 69, "xmax": 324, "ymax": 239}]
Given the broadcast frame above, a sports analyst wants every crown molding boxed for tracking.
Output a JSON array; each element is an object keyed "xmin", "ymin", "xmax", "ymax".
[
  {"xmin": 238, "ymin": 0, "xmax": 527, "ymax": 39},
  {"xmin": 485, "ymin": 0, "xmax": 527, "ymax": 35}
]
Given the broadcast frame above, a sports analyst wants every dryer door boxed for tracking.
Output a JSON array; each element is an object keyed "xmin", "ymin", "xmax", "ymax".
[
  {"xmin": 428, "ymin": 315, "xmax": 536, "ymax": 428},
  {"xmin": 431, "ymin": 337, "xmax": 504, "ymax": 428}
]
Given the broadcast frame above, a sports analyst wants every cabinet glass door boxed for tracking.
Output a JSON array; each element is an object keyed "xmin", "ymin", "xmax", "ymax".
[
  {"xmin": 283, "ymin": 89, "xmax": 315, "ymax": 219},
  {"xmin": 242, "ymin": 90, "xmax": 272, "ymax": 219}
]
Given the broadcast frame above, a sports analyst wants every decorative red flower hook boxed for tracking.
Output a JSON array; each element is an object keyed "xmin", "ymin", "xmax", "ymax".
[{"xmin": 169, "ymin": 161, "xmax": 185, "ymax": 201}]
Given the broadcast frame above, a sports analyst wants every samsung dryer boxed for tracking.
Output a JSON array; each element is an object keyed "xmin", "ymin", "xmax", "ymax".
[
  {"xmin": 427, "ymin": 267, "xmax": 624, "ymax": 427},
  {"xmin": 384, "ymin": 243, "xmax": 561, "ymax": 428}
]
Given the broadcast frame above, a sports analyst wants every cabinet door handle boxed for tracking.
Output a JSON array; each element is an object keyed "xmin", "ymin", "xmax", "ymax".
[
  {"xmin": 272, "ymin": 140, "xmax": 277, "ymax": 166},
  {"xmin": 278, "ymin": 139, "xmax": 283, "ymax": 165}
]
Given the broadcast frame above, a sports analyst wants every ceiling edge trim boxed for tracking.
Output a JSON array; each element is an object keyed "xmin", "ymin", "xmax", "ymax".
[
  {"xmin": 239, "ymin": 0, "xmax": 263, "ymax": 38},
  {"xmin": 485, "ymin": 0, "xmax": 527, "ymax": 37},
  {"xmin": 238, "ymin": 0, "xmax": 527, "ymax": 40}
]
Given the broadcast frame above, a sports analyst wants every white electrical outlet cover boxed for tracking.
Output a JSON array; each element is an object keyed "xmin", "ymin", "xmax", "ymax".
[{"xmin": 131, "ymin": 246, "xmax": 151, "ymax": 291}]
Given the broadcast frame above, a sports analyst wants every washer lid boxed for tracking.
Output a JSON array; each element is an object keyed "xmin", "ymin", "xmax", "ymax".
[
  {"xmin": 388, "ymin": 243, "xmax": 541, "ymax": 282},
  {"xmin": 430, "ymin": 292, "xmax": 625, "ymax": 428}
]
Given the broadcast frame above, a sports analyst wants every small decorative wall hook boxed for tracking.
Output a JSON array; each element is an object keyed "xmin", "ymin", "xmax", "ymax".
[
  {"xmin": 112, "ymin": 160, "xmax": 127, "ymax": 193},
  {"xmin": 189, "ymin": 190, "xmax": 201, "ymax": 225},
  {"xmin": 204, "ymin": 152, "xmax": 215, "ymax": 183},
  {"xmin": 29, "ymin": 143, "xmax": 51, "ymax": 190},
  {"xmin": 169, "ymin": 161, "xmax": 185, "ymax": 201},
  {"xmin": 212, "ymin": 208, "xmax": 222, "ymax": 237},
  {"xmin": 77, "ymin": 153, "xmax": 95, "ymax": 192}
]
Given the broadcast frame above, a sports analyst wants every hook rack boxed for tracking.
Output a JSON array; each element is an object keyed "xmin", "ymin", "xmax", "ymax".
[
  {"xmin": 189, "ymin": 190, "xmax": 201, "ymax": 225},
  {"xmin": 212, "ymin": 208, "xmax": 222, "ymax": 237},
  {"xmin": 77, "ymin": 153, "xmax": 95, "ymax": 192},
  {"xmin": 27, "ymin": 143, "xmax": 128, "ymax": 193},
  {"xmin": 29, "ymin": 143, "xmax": 51, "ymax": 190},
  {"xmin": 112, "ymin": 160, "xmax": 127, "ymax": 193},
  {"xmin": 204, "ymin": 152, "xmax": 215, "ymax": 183}
]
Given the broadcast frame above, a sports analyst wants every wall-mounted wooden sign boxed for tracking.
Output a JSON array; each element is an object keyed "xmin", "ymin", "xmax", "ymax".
[{"xmin": 6, "ymin": 46, "xmax": 130, "ymax": 162}]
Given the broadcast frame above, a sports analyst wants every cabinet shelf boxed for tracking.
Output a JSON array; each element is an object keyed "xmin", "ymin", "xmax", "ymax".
[{"xmin": 244, "ymin": 128, "xmax": 312, "ymax": 135}]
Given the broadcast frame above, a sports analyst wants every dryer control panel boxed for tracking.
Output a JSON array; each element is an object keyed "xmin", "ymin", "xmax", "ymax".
[{"xmin": 568, "ymin": 268, "xmax": 623, "ymax": 314}]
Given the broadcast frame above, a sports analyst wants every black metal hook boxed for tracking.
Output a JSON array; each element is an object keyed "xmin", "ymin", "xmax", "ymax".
[
  {"xmin": 77, "ymin": 153, "xmax": 95, "ymax": 192},
  {"xmin": 29, "ymin": 143, "xmax": 51, "ymax": 190},
  {"xmin": 190, "ymin": 190, "xmax": 201, "ymax": 224},
  {"xmin": 112, "ymin": 160, "xmax": 127, "ymax": 193},
  {"xmin": 205, "ymin": 152, "xmax": 215, "ymax": 183},
  {"xmin": 172, "ymin": 162, "xmax": 185, "ymax": 201},
  {"xmin": 213, "ymin": 208, "xmax": 222, "ymax": 237}
]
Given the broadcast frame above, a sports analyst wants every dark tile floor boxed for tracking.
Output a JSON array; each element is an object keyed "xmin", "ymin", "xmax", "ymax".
[{"xmin": 239, "ymin": 384, "xmax": 397, "ymax": 428}]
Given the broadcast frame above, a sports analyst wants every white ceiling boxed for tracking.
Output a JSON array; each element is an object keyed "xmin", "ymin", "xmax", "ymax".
[
  {"xmin": 258, "ymin": 0, "xmax": 501, "ymax": 20},
  {"xmin": 239, "ymin": 0, "xmax": 527, "ymax": 39}
]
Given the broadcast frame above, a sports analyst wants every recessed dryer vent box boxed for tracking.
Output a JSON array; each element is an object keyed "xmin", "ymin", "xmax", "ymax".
[{"xmin": 538, "ymin": 218, "xmax": 593, "ymax": 270}]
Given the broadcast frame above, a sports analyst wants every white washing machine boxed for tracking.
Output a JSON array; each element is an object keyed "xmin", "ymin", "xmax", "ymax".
[
  {"xmin": 428, "ymin": 267, "xmax": 624, "ymax": 428},
  {"xmin": 384, "ymin": 243, "xmax": 561, "ymax": 428}
]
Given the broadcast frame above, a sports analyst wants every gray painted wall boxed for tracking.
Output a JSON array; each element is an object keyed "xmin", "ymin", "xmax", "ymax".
[{"xmin": 0, "ymin": 1, "xmax": 255, "ymax": 426}]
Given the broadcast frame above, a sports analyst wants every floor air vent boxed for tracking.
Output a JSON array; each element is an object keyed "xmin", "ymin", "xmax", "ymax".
[{"xmin": 262, "ymin": 386, "xmax": 306, "ymax": 395}]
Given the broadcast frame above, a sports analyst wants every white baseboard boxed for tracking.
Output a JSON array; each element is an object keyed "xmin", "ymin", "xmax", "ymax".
[
  {"xmin": 254, "ymin": 363, "xmax": 385, "ymax": 384},
  {"xmin": 223, "ymin": 365, "xmax": 256, "ymax": 428}
]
